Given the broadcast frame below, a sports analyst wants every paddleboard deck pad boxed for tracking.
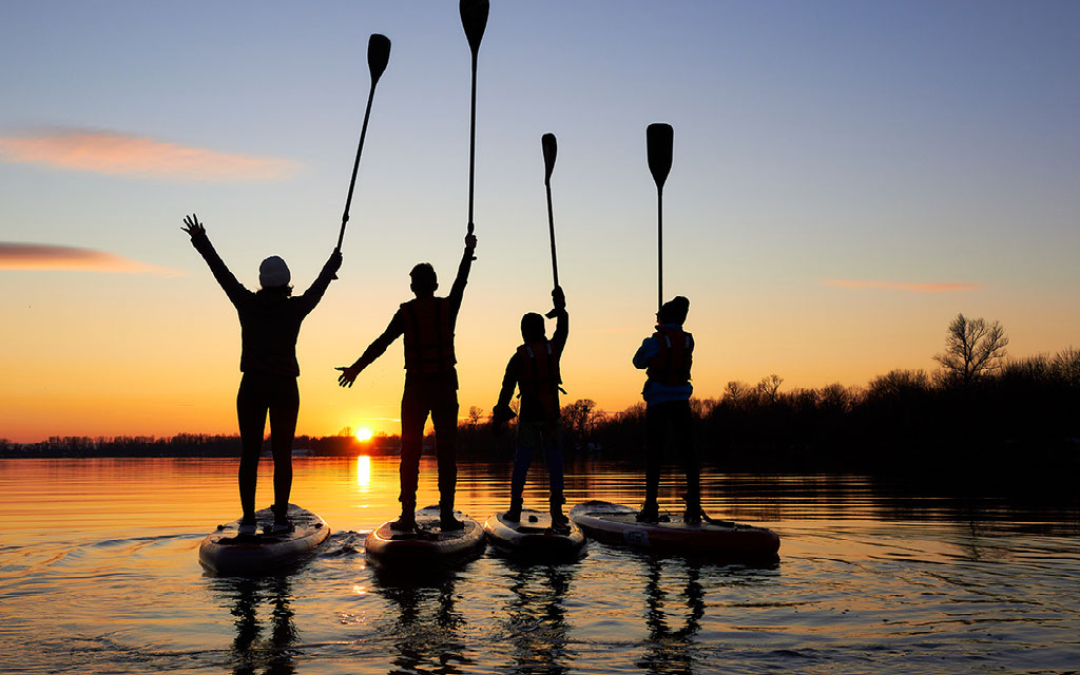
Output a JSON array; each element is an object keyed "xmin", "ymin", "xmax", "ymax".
[
  {"xmin": 483, "ymin": 509, "xmax": 586, "ymax": 561},
  {"xmin": 198, "ymin": 503, "xmax": 330, "ymax": 575},
  {"xmin": 365, "ymin": 505, "xmax": 486, "ymax": 572},
  {"xmin": 569, "ymin": 500, "xmax": 779, "ymax": 561}
]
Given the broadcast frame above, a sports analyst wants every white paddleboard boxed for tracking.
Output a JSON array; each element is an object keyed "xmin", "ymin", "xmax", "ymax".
[
  {"xmin": 365, "ymin": 505, "xmax": 486, "ymax": 573},
  {"xmin": 483, "ymin": 508, "xmax": 586, "ymax": 561},
  {"xmin": 199, "ymin": 503, "xmax": 330, "ymax": 575}
]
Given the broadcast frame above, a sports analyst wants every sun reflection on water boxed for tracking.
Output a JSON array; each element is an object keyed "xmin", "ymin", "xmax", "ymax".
[{"xmin": 356, "ymin": 454, "xmax": 371, "ymax": 491}]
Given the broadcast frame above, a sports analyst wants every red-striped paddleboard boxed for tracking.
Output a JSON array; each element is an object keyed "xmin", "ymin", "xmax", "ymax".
[{"xmin": 569, "ymin": 500, "xmax": 779, "ymax": 561}]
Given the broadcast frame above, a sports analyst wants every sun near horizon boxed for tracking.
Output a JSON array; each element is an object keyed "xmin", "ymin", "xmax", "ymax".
[{"xmin": 354, "ymin": 427, "xmax": 374, "ymax": 443}]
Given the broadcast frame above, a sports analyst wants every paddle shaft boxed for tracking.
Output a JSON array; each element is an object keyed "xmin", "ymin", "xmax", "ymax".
[
  {"xmin": 657, "ymin": 186, "xmax": 664, "ymax": 312},
  {"xmin": 546, "ymin": 178, "xmax": 559, "ymax": 287},
  {"xmin": 467, "ymin": 53, "xmax": 478, "ymax": 235},
  {"xmin": 336, "ymin": 79, "xmax": 378, "ymax": 251}
]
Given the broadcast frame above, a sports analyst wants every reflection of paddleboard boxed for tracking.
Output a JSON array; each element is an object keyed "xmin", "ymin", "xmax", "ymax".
[
  {"xmin": 569, "ymin": 500, "xmax": 779, "ymax": 561},
  {"xmin": 198, "ymin": 504, "xmax": 330, "ymax": 575},
  {"xmin": 365, "ymin": 505, "xmax": 486, "ymax": 572},
  {"xmin": 483, "ymin": 509, "xmax": 586, "ymax": 561}
]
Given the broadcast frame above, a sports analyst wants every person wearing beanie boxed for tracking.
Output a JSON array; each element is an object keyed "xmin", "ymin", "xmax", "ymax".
[
  {"xmin": 632, "ymin": 295, "xmax": 701, "ymax": 524},
  {"xmin": 337, "ymin": 232, "xmax": 477, "ymax": 532},
  {"xmin": 182, "ymin": 213, "xmax": 342, "ymax": 535},
  {"xmin": 491, "ymin": 286, "xmax": 569, "ymax": 526}
]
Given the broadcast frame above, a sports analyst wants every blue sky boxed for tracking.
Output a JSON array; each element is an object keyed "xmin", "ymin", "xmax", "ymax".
[{"xmin": 2, "ymin": 1, "xmax": 1078, "ymax": 441}]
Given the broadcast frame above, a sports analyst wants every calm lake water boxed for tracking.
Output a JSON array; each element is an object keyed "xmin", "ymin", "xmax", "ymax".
[{"xmin": 1, "ymin": 456, "xmax": 1078, "ymax": 674}]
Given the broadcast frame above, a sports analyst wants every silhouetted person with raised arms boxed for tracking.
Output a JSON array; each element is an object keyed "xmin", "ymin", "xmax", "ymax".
[
  {"xmin": 492, "ymin": 287, "xmax": 569, "ymax": 526},
  {"xmin": 337, "ymin": 233, "xmax": 477, "ymax": 532},
  {"xmin": 182, "ymin": 214, "xmax": 342, "ymax": 535},
  {"xmin": 633, "ymin": 296, "xmax": 700, "ymax": 524}
]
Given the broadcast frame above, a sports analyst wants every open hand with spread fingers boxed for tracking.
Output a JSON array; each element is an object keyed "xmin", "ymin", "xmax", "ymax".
[
  {"xmin": 336, "ymin": 366, "xmax": 361, "ymax": 388},
  {"xmin": 182, "ymin": 214, "xmax": 205, "ymax": 238}
]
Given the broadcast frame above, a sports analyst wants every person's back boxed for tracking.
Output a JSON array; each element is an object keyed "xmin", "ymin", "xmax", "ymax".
[
  {"xmin": 399, "ymin": 294, "xmax": 456, "ymax": 377},
  {"xmin": 234, "ymin": 289, "xmax": 325, "ymax": 377},
  {"xmin": 516, "ymin": 338, "xmax": 561, "ymax": 427}
]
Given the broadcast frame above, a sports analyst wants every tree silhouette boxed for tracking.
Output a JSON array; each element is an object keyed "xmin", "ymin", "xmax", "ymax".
[
  {"xmin": 561, "ymin": 399, "xmax": 600, "ymax": 443},
  {"xmin": 757, "ymin": 374, "xmax": 784, "ymax": 403},
  {"xmin": 934, "ymin": 313, "xmax": 1009, "ymax": 386}
]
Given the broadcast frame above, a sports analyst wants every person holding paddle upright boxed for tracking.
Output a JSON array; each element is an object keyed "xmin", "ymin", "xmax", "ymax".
[
  {"xmin": 181, "ymin": 214, "xmax": 342, "ymax": 536},
  {"xmin": 337, "ymin": 232, "xmax": 478, "ymax": 532},
  {"xmin": 492, "ymin": 286, "xmax": 570, "ymax": 527},
  {"xmin": 633, "ymin": 296, "xmax": 700, "ymax": 525}
]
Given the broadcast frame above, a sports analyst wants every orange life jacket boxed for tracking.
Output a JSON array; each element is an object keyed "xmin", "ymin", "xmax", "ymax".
[
  {"xmin": 647, "ymin": 327, "xmax": 693, "ymax": 386},
  {"xmin": 400, "ymin": 297, "xmax": 456, "ymax": 374},
  {"xmin": 517, "ymin": 340, "xmax": 562, "ymax": 425}
]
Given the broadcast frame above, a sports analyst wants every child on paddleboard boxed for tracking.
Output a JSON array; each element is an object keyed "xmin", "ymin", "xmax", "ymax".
[
  {"xmin": 632, "ymin": 296, "xmax": 700, "ymax": 524},
  {"xmin": 337, "ymin": 233, "xmax": 477, "ymax": 532},
  {"xmin": 182, "ymin": 214, "xmax": 342, "ymax": 535},
  {"xmin": 491, "ymin": 286, "xmax": 569, "ymax": 526}
]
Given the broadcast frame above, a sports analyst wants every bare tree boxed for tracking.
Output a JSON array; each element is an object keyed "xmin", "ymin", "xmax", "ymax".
[
  {"xmin": 467, "ymin": 406, "xmax": 484, "ymax": 427},
  {"xmin": 562, "ymin": 399, "xmax": 600, "ymax": 440},
  {"xmin": 1052, "ymin": 347, "xmax": 1080, "ymax": 386},
  {"xmin": 723, "ymin": 380, "xmax": 756, "ymax": 409},
  {"xmin": 866, "ymin": 369, "xmax": 931, "ymax": 400},
  {"xmin": 934, "ymin": 313, "xmax": 1009, "ymax": 386},
  {"xmin": 818, "ymin": 383, "xmax": 855, "ymax": 413},
  {"xmin": 757, "ymin": 374, "xmax": 784, "ymax": 403}
]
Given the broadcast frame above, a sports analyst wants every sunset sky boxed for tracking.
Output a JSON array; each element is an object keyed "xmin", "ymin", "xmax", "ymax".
[{"xmin": 2, "ymin": 1, "xmax": 1078, "ymax": 443}]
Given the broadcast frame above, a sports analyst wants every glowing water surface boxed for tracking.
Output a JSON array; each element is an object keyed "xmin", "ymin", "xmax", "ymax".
[{"xmin": 1, "ymin": 457, "xmax": 1078, "ymax": 674}]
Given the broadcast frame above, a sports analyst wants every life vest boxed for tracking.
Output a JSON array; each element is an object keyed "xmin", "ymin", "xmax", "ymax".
[
  {"xmin": 646, "ymin": 327, "xmax": 693, "ymax": 386},
  {"xmin": 400, "ymin": 297, "xmax": 456, "ymax": 374},
  {"xmin": 517, "ymin": 340, "xmax": 562, "ymax": 426}
]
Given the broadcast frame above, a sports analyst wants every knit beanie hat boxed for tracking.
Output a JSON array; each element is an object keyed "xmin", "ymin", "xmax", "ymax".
[{"xmin": 259, "ymin": 256, "xmax": 291, "ymax": 288}]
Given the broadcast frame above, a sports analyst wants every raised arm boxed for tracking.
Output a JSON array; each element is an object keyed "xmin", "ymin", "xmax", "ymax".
[
  {"xmin": 550, "ymin": 286, "xmax": 569, "ymax": 355},
  {"xmin": 336, "ymin": 310, "xmax": 405, "ymax": 387},
  {"xmin": 182, "ymin": 213, "xmax": 248, "ymax": 307},
  {"xmin": 297, "ymin": 248, "xmax": 343, "ymax": 316},
  {"xmin": 448, "ymin": 232, "xmax": 477, "ymax": 314}
]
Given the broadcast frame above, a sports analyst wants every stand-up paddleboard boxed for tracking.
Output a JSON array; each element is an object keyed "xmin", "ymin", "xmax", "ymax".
[
  {"xmin": 483, "ymin": 509, "xmax": 586, "ymax": 562},
  {"xmin": 569, "ymin": 500, "xmax": 779, "ymax": 561},
  {"xmin": 365, "ymin": 505, "xmax": 486, "ymax": 572},
  {"xmin": 199, "ymin": 503, "xmax": 330, "ymax": 575}
]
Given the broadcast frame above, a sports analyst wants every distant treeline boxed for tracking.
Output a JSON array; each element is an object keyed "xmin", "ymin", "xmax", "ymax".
[
  {"xmin": 5, "ymin": 349, "xmax": 1078, "ymax": 477},
  {"xmin": 571, "ymin": 348, "xmax": 1080, "ymax": 476},
  {"xmin": 0, "ymin": 432, "xmax": 399, "ymax": 459}
]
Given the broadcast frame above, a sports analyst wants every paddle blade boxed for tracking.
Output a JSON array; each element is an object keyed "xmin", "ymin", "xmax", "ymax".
[
  {"xmin": 646, "ymin": 123, "xmax": 673, "ymax": 190},
  {"xmin": 460, "ymin": 0, "xmax": 489, "ymax": 55},
  {"xmin": 368, "ymin": 34, "xmax": 391, "ymax": 83},
  {"xmin": 542, "ymin": 133, "xmax": 557, "ymax": 183}
]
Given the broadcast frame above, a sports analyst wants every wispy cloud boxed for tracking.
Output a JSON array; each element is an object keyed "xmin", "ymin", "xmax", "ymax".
[
  {"xmin": 0, "ymin": 243, "xmax": 176, "ymax": 275},
  {"xmin": 823, "ymin": 279, "xmax": 981, "ymax": 293},
  {"xmin": 0, "ymin": 128, "xmax": 296, "ymax": 182}
]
